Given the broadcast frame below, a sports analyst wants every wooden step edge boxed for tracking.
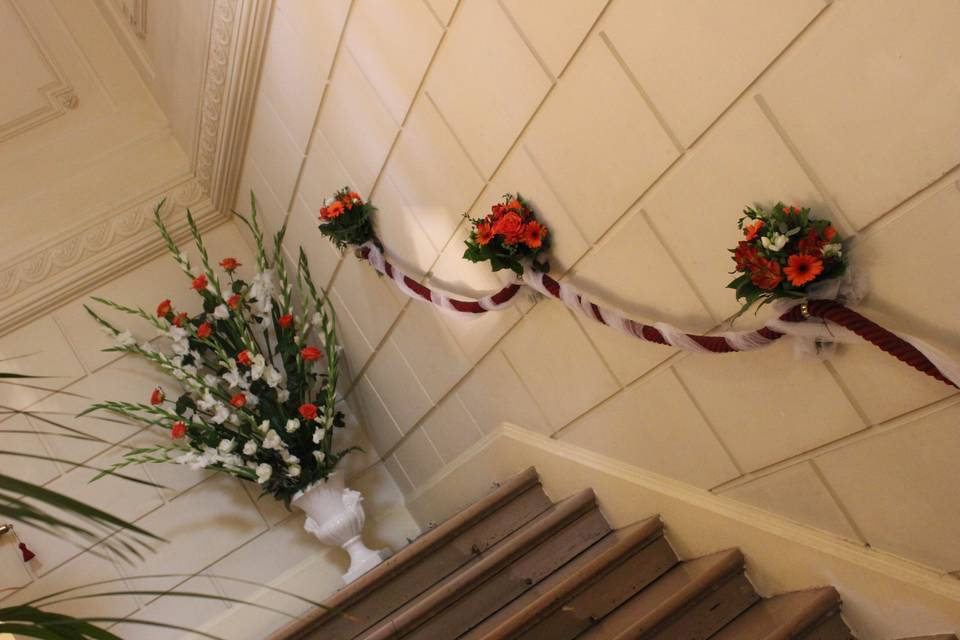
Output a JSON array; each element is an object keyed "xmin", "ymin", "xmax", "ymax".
[
  {"xmin": 268, "ymin": 467, "xmax": 543, "ymax": 640},
  {"xmin": 362, "ymin": 488, "xmax": 600, "ymax": 640},
  {"xmin": 895, "ymin": 636, "xmax": 959, "ymax": 639},
  {"xmin": 480, "ymin": 517, "xmax": 665, "ymax": 640},
  {"xmin": 604, "ymin": 548, "xmax": 746, "ymax": 640},
  {"xmin": 712, "ymin": 587, "xmax": 841, "ymax": 640}
]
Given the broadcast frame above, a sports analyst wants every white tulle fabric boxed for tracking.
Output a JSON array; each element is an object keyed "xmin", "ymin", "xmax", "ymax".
[
  {"xmin": 360, "ymin": 245, "xmax": 959, "ymax": 386},
  {"xmin": 361, "ymin": 242, "xmax": 521, "ymax": 313}
]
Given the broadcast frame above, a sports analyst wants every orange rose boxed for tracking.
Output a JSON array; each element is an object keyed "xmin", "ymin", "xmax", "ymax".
[
  {"xmin": 300, "ymin": 346, "xmax": 323, "ymax": 361},
  {"xmin": 150, "ymin": 387, "xmax": 165, "ymax": 406},
  {"xmin": 219, "ymin": 257, "xmax": 241, "ymax": 272},
  {"xmin": 823, "ymin": 225, "xmax": 837, "ymax": 241},
  {"xmin": 230, "ymin": 393, "xmax": 246, "ymax": 408},
  {"xmin": 196, "ymin": 322, "xmax": 212, "ymax": 339},
  {"xmin": 156, "ymin": 299, "xmax": 172, "ymax": 317},
  {"xmin": 278, "ymin": 314, "xmax": 294, "ymax": 329},
  {"xmin": 237, "ymin": 350, "xmax": 252, "ymax": 366},
  {"xmin": 493, "ymin": 212, "xmax": 524, "ymax": 244},
  {"xmin": 299, "ymin": 403, "xmax": 318, "ymax": 421},
  {"xmin": 191, "ymin": 274, "xmax": 207, "ymax": 291},
  {"xmin": 227, "ymin": 294, "xmax": 242, "ymax": 309},
  {"xmin": 171, "ymin": 421, "xmax": 187, "ymax": 440}
]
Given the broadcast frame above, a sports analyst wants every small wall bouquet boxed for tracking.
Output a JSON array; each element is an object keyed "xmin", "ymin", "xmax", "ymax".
[
  {"xmin": 318, "ymin": 187, "xmax": 378, "ymax": 250},
  {"xmin": 85, "ymin": 197, "xmax": 353, "ymax": 506},
  {"xmin": 463, "ymin": 194, "xmax": 550, "ymax": 275},
  {"xmin": 728, "ymin": 202, "xmax": 847, "ymax": 317}
]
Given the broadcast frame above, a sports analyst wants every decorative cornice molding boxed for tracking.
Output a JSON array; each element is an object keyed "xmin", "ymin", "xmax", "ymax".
[
  {"xmin": 0, "ymin": 0, "xmax": 273, "ymax": 334},
  {"xmin": 194, "ymin": 0, "xmax": 273, "ymax": 211},
  {"xmin": 0, "ymin": 177, "xmax": 223, "ymax": 334}
]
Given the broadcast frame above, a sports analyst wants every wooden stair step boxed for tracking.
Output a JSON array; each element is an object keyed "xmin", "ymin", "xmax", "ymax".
[
  {"xmin": 711, "ymin": 588, "xmax": 852, "ymax": 639},
  {"xmin": 895, "ymin": 636, "xmax": 959, "ymax": 639},
  {"xmin": 576, "ymin": 548, "xmax": 758, "ymax": 640},
  {"xmin": 465, "ymin": 517, "xmax": 678, "ymax": 640},
  {"xmin": 360, "ymin": 488, "xmax": 609, "ymax": 640},
  {"xmin": 270, "ymin": 467, "xmax": 552, "ymax": 640}
]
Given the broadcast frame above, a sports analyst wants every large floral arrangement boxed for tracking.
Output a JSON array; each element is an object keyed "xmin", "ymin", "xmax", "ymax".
[
  {"xmin": 85, "ymin": 198, "xmax": 352, "ymax": 505},
  {"xmin": 728, "ymin": 202, "xmax": 847, "ymax": 317},
  {"xmin": 318, "ymin": 186, "xmax": 378, "ymax": 250},
  {"xmin": 463, "ymin": 193, "xmax": 550, "ymax": 275}
]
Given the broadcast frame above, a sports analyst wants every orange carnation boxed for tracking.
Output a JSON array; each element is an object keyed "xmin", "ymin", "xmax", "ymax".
[{"xmin": 784, "ymin": 254, "xmax": 823, "ymax": 287}]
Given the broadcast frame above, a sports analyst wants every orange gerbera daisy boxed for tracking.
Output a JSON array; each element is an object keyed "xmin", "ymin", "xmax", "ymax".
[
  {"xmin": 475, "ymin": 222, "xmax": 494, "ymax": 246},
  {"xmin": 522, "ymin": 221, "xmax": 547, "ymax": 248},
  {"xmin": 784, "ymin": 253, "xmax": 824, "ymax": 287},
  {"xmin": 743, "ymin": 219, "xmax": 764, "ymax": 242}
]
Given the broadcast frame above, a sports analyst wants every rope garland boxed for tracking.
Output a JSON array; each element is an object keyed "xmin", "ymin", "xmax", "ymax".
[{"xmin": 356, "ymin": 242, "xmax": 960, "ymax": 390}]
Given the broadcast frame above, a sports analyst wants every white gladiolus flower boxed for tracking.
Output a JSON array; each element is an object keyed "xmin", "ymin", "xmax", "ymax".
[
  {"xmin": 262, "ymin": 429, "xmax": 282, "ymax": 450},
  {"xmin": 168, "ymin": 326, "xmax": 188, "ymax": 341},
  {"xmin": 313, "ymin": 451, "xmax": 326, "ymax": 464},
  {"xmin": 287, "ymin": 464, "xmax": 301, "ymax": 478},
  {"xmin": 823, "ymin": 243, "xmax": 842, "ymax": 258},
  {"xmin": 218, "ymin": 438, "xmax": 236, "ymax": 454},
  {"xmin": 256, "ymin": 463, "xmax": 273, "ymax": 483},
  {"xmin": 172, "ymin": 368, "xmax": 187, "ymax": 380},
  {"xmin": 761, "ymin": 233, "xmax": 789, "ymax": 252},
  {"xmin": 213, "ymin": 304, "xmax": 229, "ymax": 319},
  {"xmin": 280, "ymin": 450, "xmax": 299, "ymax": 464},
  {"xmin": 257, "ymin": 420, "xmax": 270, "ymax": 433},
  {"xmin": 264, "ymin": 366, "xmax": 283, "ymax": 388},
  {"xmin": 223, "ymin": 454, "xmax": 244, "ymax": 467},
  {"xmin": 250, "ymin": 353, "xmax": 266, "ymax": 381},
  {"xmin": 242, "ymin": 440, "xmax": 258, "ymax": 455},
  {"xmin": 228, "ymin": 413, "xmax": 240, "ymax": 426},
  {"xmin": 285, "ymin": 419, "xmax": 300, "ymax": 433},
  {"xmin": 203, "ymin": 374, "xmax": 219, "ymax": 387},
  {"xmin": 140, "ymin": 341, "xmax": 157, "ymax": 354},
  {"xmin": 277, "ymin": 388, "xmax": 290, "ymax": 402},
  {"xmin": 312, "ymin": 428, "xmax": 325, "ymax": 444},
  {"xmin": 115, "ymin": 330, "xmax": 136, "ymax": 346},
  {"xmin": 211, "ymin": 404, "xmax": 230, "ymax": 424},
  {"xmin": 223, "ymin": 366, "xmax": 243, "ymax": 389},
  {"xmin": 183, "ymin": 364, "xmax": 198, "ymax": 377},
  {"xmin": 197, "ymin": 391, "xmax": 217, "ymax": 412},
  {"xmin": 249, "ymin": 270, "xmax": 275, "ymax": 315},
  {"xmin": 246, "ymin": 393, "xmax": 260, "ymax": 408}
]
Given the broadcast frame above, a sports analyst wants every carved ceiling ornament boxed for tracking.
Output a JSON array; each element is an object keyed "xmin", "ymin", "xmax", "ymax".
[{"xmin": 0, "ymin": 0, "xmax": 273, "ymax": 333}]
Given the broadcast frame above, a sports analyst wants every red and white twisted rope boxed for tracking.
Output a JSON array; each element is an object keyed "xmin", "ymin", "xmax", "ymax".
[{"xmin": 357, "ymin": 242, "xmax": 960, "ymax": 389}]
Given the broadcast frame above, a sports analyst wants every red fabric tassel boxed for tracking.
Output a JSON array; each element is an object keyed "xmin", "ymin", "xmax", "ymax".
[{"xmin": 19, "ymin": 541, "xmax": 36, "ymax": 562}]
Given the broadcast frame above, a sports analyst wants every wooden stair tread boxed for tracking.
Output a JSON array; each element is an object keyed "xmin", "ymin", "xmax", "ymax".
[
  {"xmin": 270, "ymin": 467, "xmax": 551, "ymax": 640},
  {"xmin": 466, "ymin": 517, "xmax": 677, "ymax": 640},
  {"xmin": 359, "ymin": 488, "xmax": 607, "ymax": 640},
  {"xmin": 896, "ymin": 636, "xmax": 959, "ymax": 639},
  {"xmin": 577, "ymin": 548, "xmax": 757, "ymax": 640},
  {"xmin": 712, "ymin": 588, "xmax": 847, "ymax": 639}
]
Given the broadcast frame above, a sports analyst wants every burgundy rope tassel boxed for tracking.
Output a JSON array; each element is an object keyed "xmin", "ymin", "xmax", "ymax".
[
  {"xmin": 19, "ymin": 541, "xmax": 36, "ymax": 562},
  {"xmin": 801, "ymin": 300, "xmax": 958, "ymax": 389}
]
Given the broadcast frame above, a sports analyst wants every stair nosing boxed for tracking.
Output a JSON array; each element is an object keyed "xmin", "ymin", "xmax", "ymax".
[
  {"xmin": 268, "ymin": 467, "xmax": 543, "ymax": 639},
  {"xmin": 480, "ymin": 517, "xmax": 666, "ymax": 640},
  {"xmin": 361, "ymin": 488, "xmax": 600, "ymax": 640},
  {"xmin": 604, "ymin": 548, "xmax": 746, "ymax": 640}
]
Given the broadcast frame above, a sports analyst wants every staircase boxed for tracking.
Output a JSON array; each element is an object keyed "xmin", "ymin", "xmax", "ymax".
[{"xmin": 271, "ymin": 468, "xmax": 957, "ymax": 640}]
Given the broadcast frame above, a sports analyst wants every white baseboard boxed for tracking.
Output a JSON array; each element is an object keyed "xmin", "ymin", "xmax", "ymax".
[{"xmin": 406, "ymin": 424, "xmax": 960, "ymax": 639}]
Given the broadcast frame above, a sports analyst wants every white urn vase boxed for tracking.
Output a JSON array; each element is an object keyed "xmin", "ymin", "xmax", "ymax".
[{"xmin": 291, "ymin": 470, "xmax": 392, "ymax": 584}]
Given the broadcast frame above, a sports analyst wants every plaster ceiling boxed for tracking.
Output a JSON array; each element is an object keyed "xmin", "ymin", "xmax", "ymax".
[{"xmin": 0, "ymin": 0, "xmax": 192, "ymax": 264}]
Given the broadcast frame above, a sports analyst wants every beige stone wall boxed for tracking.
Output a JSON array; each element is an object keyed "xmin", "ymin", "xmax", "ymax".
[
  {"xmin": 0, "ymin": 222, "xmax": 417, "ymax": 636},
  {"xmin": 237, "ymin": 0, "xmax": 960, "ymax": 577}
]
